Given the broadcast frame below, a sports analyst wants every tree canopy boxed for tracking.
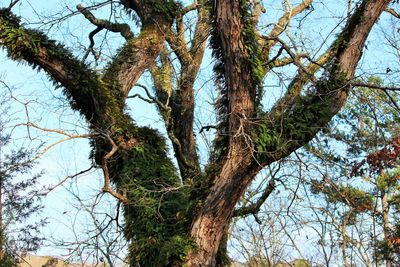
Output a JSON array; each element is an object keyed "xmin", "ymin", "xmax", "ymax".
[{"xmin": 0, "ymin": 0, "xmax": 398, "ymax": 266}]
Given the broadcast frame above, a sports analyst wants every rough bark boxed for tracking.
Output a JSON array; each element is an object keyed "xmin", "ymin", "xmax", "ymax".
[
  {"xmin": 102, "ymin": 2, "xmax": 175, "ymax": 100},
  {"xmin": 187, "ymin": 0, "xmax": 259, "ymax": 265},
  {"xmin": 186, "ymin": 0, "xmax": 391, "ymax": 266},
  {"xmin": 0, "ymin": 0, "xmax": 393, "ymax": 266},
  {"xmin": 153, "ymin": 0, "xmax": 209, "ymax": 181}
]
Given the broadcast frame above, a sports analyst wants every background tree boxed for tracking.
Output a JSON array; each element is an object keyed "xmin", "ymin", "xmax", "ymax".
[
  {"xmin": 0, "ymin": 91, "xmax": 46, "ymax": 266},
  {"xmin": 0, "ymin": 0, "xmax": 397, "ymax": 266},
  {"xmin": 50, "ymin": 187, "xmax": 127, "ymax": 267},
  {"xmin": 305, "ymin": 80, "xmax": 400, "ymax": 267},
  {"xmin": 226, "ymin": 79, "xmax": 400, "ymax": 266}
]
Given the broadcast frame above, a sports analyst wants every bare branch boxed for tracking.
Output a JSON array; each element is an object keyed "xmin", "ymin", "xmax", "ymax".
[
  {"xmin": 18, "ymin": 122, "xmax": 88, "ymax": 138},
  {"xmin": 261, "ymin": 0, "xmax": 313, "ymax": 52},
  {"xmin": 352, "ymin": 81, "xmax": 400, "ymax": 91},
  {"xmin": 7, "ymin": 0, "xmax": 20, "ymax": 10},
  {"xmin": 232, "ymin": 179, "xmax": 276, "ymax": 217},
  {"xmin": 382, "ymin": 90, "xmax": 400, "ymax": 113},
  {"xmin": 82, "ymin": 26, "xmax": 102, "ymax": 62},
  {"xmin": 263, "ymin": 37, "xmax": 317, "ymax": 83},
  {"xmin": 31, "ymin": 134, "xmax": 93, "ymax": 162},
  {"xmin": 385, "ymin": 7, "xmax": 400, "ymax": 18},
  {"xmin": 41, "ymin": 166, "xmax": 95, "ymax": 196},
  {"xmin": 77, "ymin": 4, "xmax": 133, "ymax": 40},
  {"xmin": 130, "ymin": 84, "xmax": 170, "ymax": 111},
  {"xmin": 100, "ymin": 135, "xmax": 129, "ymax": 204}
]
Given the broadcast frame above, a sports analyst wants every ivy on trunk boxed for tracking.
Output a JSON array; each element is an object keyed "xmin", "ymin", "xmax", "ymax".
[{"xmin": 0, "ymin": 0, "xmax": 394, "ymax": 266}]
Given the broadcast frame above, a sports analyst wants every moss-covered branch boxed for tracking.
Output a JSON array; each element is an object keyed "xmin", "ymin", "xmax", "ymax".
[
  {"xmin": 253, "ymin": 0, "xmax": 392, "ymax": 166},
  {"xmin": 149, "ymin": 1, "xmax": 209, "ymax": 181},
  {"xmin": 0, "ymin": 8, "xmax": 196, "ymax": 266},
  {"xmin": 0, "ymin": 8, "xmax": 106, "ymax": 125},
  {"xmin": 102, "ymin": 0, "xmax": 180, "ymax": 99}
]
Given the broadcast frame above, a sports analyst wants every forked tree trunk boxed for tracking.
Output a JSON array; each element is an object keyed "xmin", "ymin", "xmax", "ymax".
[
  {"xmin": 185, "ymin": 0, "xmax": 391, "ymax": 266},
  {"xmin": 0, "ymin": 0, "xmax": 393, "ymax": 266}
]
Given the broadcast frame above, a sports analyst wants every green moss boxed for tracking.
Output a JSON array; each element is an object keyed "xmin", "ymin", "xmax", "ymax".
[
  {"xmin": 208, "ymin": 0, "xmax": 265, "ymax": 166},
  {"xmin": 251, "ymin": 124, "xmax": 282, "ymax": 156},
  {"xmin": 1, "ymin": 9, "xmax": 195, "ymax": 266},
  {"xmin": 239, "ymin": 0, "xmax": 264, "ymax": 107},
  {"xmin": 252, "ymin": 93, "xmax": 335, "ymax": 160},
  {"xmin": 153, "ymin": 0, "xmax": 182, "ymax": 20},
  {"xmin": 106, "ymin": 126, "xmax": 194, "ymax": 266}
]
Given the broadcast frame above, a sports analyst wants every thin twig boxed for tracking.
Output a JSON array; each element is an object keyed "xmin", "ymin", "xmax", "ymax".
[
  {"xmin": 100, "ymin": 135, "xmax": 129, "ymax": 204},
  {"xmin": 77, "ymin": 4, "xmax": 133, "ymax": 40}
]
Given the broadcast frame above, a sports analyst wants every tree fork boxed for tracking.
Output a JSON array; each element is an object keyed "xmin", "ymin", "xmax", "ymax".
[{"xmin": 186, "ymin": 0, "xmax": 391, "ymax": 266}]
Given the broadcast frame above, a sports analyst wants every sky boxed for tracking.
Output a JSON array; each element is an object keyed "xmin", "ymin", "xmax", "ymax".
[{"xmin": 0, "ymin": 0, "xmax": 399, "ymax": 265}]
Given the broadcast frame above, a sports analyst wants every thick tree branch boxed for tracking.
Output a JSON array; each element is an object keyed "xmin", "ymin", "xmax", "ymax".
[
  {"xmin": 102, "ymin": 27, "xmax": 168, "ymax": 99},
  {"xmin": 102, "ymin": 3, "xmax": 175, "ymax": 100},
  {"xmin": 165, "ymin": 2, "xmax": 199, "ymax": 65},
  {"xmin": 262, "ymin": 0, "xmax": 392, "ymax": 164},
  {"xmin": 166, "ymin": 29, "xmax": 191, "ymax": 64},
  {"xmin": 188, "ymin": 0, "xmax": 261, "ymax": 264},
  {"xmin": 0, "ymin": 8, "xmax": 106, "ymax": 125},
  {"xmin": 189, "ymin": 0, "xmax": 210, "ymax": 58}
]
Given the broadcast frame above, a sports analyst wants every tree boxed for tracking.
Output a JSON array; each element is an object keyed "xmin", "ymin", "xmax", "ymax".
[
  {"xmin": 51, "ymin": 187, "xmax": 127, "ymax": 267},
  {"xmin": 0, "ymin": 92, "xmax": 46, "ymax": 265},
  {"xmin": 270, "ymin": 74, "xmax": 400, "ymax": 267},
  {"xmin": 0, "ymin": 0, "xmax": 396, "ymax": 266}
]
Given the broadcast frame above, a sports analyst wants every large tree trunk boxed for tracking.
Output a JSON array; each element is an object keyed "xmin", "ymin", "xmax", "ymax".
[
  {"xmin": 185, "ymin": 0, "xmax": 391, "ymax": 266},
  {"xmin": 186, "ymin": 0, "xmax": 259, "ymax": 264},
  {"xmin": 0, "ymin": 0, "xmax": 392, "ymax": 266}
]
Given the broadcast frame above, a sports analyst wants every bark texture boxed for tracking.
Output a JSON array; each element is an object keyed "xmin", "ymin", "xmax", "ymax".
[
  {"xmin": 186, "ymin": 0, "xmax": 391, "ymax": 266},
  {"xmin": 0, "ymin": 0, "xmax": 393, "ymax": 266}
]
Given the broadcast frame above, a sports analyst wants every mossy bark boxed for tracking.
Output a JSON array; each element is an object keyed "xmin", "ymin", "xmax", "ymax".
[{"xmin": 0, "ymin": 0, "xmax": 392, "ymax": 266}]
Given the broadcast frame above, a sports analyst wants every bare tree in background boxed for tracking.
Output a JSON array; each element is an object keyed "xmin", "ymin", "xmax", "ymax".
[{"xmin": 0, "ymin": 91, "xmax": 46, "ymax": 266}]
